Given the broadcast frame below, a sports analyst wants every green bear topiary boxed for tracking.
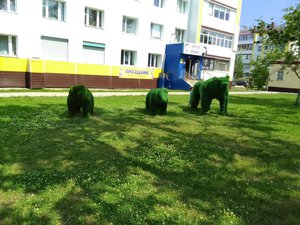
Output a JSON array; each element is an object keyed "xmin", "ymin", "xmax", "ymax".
[
  {"xmin": 146, "ymin": 88, "xmax": 169, "ymax": 115},
  {"xmin": 190, "ymin": 76, "xmax": 229, "ymax": 115},
  {"xmin": 67, "ymin": 84, "xmax": 94, "ymax": 117}
]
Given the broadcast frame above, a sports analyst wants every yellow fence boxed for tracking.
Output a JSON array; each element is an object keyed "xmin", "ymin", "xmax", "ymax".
[
  {"xmin": 0, "ymin": 57, "xmax": 161, "ymax": 79},
  {"xmin": 0, "ymin": 57, "xmax": 27, "ymax": 72}
]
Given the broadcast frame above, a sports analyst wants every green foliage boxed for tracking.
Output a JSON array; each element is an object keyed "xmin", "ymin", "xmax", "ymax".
[
  {"xmin": 251, "ymin": 62, "xmax": 269, "ymax": 90},
  {"xmin": 189, "ymin": 81, "xmax": 203, "ymax": 109},
  {"xmin": 253, "ymin": 3, "xmax": 300, "ymax": 103},
  {"xmin": 234, "ymin": 55, "xmax": 244, "ymax": 80},
  {"xmin": 0, "ymin": 95, "xmax": 300, "ymax": 224},
  {"xmin": 146, "ymin": 88, "xmax": 169, "ymax": 115},
  {"xmin": 250, "ymin": 50, "xmax": 283, "ymax": 90},
  {"xmin": 190, "ymin": 77, "xmax": 229, "ymax": 115},
  {"xmin": 254, "ymin": 4, "xmax": 300, "ymax": 78},
  {"xmin": 67, "ymin": 85, "xmax": 94, "ymax": 117}
]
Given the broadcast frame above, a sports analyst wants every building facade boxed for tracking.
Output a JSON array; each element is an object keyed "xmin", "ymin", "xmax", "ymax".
[
  {"xmin": 236, "ymin": 29, "xmax": 265, "ymax": 78},
  {"xmin": 268, "ymin": 63, "xmax": 300, "ymax": 93},
  {"xmin": 0, "ymin": 0, "xmax": 242, "ymax": 89},
  {"xmin": 190, "ymin": 0, "xmax": 242, "ymax": 81},
  {"xmin": 236, "ymin": 27, "xmax": 281, "ymax": 80},
  {"xmin": 236, "ymin": 27, "xmax": 300, "ymax": 93}
]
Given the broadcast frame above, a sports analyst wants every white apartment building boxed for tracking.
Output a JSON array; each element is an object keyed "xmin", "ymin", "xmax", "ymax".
[
  {"xmin": 0, "ymin": 0, "xmax": 242, "ymax": 89},
  {"xmin": 189, "ymin": 0, "xmax": 242, "ymax": 80}
]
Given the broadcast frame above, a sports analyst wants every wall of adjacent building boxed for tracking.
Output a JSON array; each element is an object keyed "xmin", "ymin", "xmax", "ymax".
[{"xmin": 268, "ymin": 64, "xmax": 300, "ymax": 92}]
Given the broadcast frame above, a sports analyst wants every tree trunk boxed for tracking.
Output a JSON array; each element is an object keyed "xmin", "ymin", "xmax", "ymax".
[{"xmin": 295, "ymin": 89, "xmax": 300, "ymax": 105}]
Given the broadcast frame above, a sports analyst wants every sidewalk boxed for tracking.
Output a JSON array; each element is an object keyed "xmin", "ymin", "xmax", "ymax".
[{"xmin": 0, "ymin": 90, "xmax": 284, "ymax": 97}]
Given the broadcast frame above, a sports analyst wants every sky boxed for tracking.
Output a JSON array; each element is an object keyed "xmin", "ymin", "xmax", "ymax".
[{"xmin": 240, "ymin": 0, "xmax": 299, "ymax": 28}]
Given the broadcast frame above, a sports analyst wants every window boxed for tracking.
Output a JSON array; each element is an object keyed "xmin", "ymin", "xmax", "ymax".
[
  {"xmin": 148, "ymin": 53, "xmax": 161, "ymax": 67},
  {"xmin": 151, "ymin": 23, "xmax": 163, "ymax": 39},
  {"xmin": 244, "ymin": 64, "xmax": 250, "ymax": 70},
  {"xmin": 175, "ymin": 29, "xmax": 185, "ymax": 43},
  {"xmin": 237, "ymin": 44, "xmax": 253, "ymax": 51},
  {"xmin": 121, "ymin": 50, "xmax": 136, "ymax": 66},
  {"xmin": 85, "ymin": 7, "xmax": 103, "ymax": 28},
  {"xmin": 276, "ymin": 70, "xmax": 284, "ymax": 80},
  {"xmin": 203, "ymin": 58, "xmax": 229, "ymax": 71},
  {"xmin": 239, "ymin": 34, "xmax": 253, "ymax": 41},
  {"xmin": 41, "ymin": 36, "xmax": 68, "ymax": 61},
  {"xmin": 208, "ymin": 2, "xmax": 230, "ymax": 21},
  {"xmin": 241, "ymin": 54, "xmax": 251, "ymax": 60},
  {"xmin": 215, "ymin": 59, "xmax": 229, "ymax": 71},
  {"xmin": 0, "ymin": 0, "xmax": 16, "ymax": 12},
  {"xmin": 154, "ymin": 0, "xmax": 163, "ymax": 8},
  {"xmin": 83, "ymin": 42, "xmax": 105, "ymax": 64},
  {"xmin": 202, "ymin": 58, "xmax": 214, "ymax": 70},
  {"xmin": 0, "ymin": 35, "xmax": 16, "ymax": 56},
  {"xmin": 257, "ymin": 45, "xmax": 262, "ymax": 52},
  {"xmin": 177, "ymin": 0, "xmax": 188, "ymax": 14},
  {"xmin": 264, "ymin": 45, "xmax": 273, "ymax": 54},
  {"xmin": 43, "ymin": 0, "xmax": 65, "ymax": 21},
  {"xmin": 200, "ymin": 29, "xmax": 233, "ymax": 49},
  {"xmin": 122, "ymin": 16, "xmax": 137, "ymax": 34}
]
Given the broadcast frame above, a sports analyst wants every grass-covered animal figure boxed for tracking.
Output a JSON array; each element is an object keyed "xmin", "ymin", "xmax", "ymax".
[
  {"xmin": 190, "ymin": 76, "xmax": 229, "ymax": 115},
  {"xmin": 67, "ymin": 84, "xmax": 94, "ymax": 117},
  {"xmin": 146, "ymin": 88, "xmax": 169, "ymax": 115}
]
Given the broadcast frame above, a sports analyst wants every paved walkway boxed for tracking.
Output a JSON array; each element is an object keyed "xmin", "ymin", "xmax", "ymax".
[{"xmin": 0, "ymin": 90, "xmax": 286, "ymax": 97}]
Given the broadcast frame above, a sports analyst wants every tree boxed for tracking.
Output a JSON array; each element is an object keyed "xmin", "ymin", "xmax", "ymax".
[
  {"xmin": 233, "ymin": 55, "xmax": 244, "ymax": 80},
  {"xmin": 251, "ymin": 57, "xmax": 269, "ymax": 90},
  {"xmin": 254, "ymin": 3, "xmax": 300, "ymax": 104},
  {"xmin": 250, "ymin": 50, "xmax": 283, "ymax": 90}
]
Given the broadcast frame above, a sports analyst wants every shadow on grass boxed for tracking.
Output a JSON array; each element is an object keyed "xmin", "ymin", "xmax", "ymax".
[
  {"xmin": 0, "ymin": 95, "xmax": 299, "ymax": 224},
  {"xmin": 230, "ymin": 95, "xmax": 298, "ymax": 109}
]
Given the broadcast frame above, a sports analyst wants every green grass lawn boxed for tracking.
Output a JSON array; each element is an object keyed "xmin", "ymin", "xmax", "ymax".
[{"xmin": 0, "ymin": 94, "xmax": 299, "ymax": 225}]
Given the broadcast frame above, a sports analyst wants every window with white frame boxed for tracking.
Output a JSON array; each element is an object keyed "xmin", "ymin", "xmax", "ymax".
[
  {"xmin": 154, "ymin": 0, "xmax": 163, "ymax": 8},
  {"xmin": 241, "ymin": 54, "xmax": 251, "ymax": 60},
  {"xmin": 121, "ymin": 50, "xmax": 136, "ymax": 66},
  {"xmin": 151, "ymin": 23, "xmax": 163, "ymax": 39},
  {"xmin": 200, "ymin": 29, "xmax": 233, "ymax": 48},
  {"xmin": 0, "ymin": 35, "xmax": 16, "ymax": 56},
  {"xmin": 85, "ymin": 7, "xmax": 103, "ymax": 28},
  {"xmin": 175, "ymin": 28, "xmax": 185, "ymax": 43},
  {"xmin": 177, "ymin": 0, "xmax": 188, "ymax": 14},
  {"xmin": 215, "ymin": 59, "xmax": 229, "ymax": 71},
  {"xmin": 276, "ymin": 70, "xmax": 284, "ymax": 80},
  {"xmin": 148, "ymin": 53, "xmax": 161, "ymax": 67},
  {"xmin": 43, "ymin": 0, "xmax": 65, "ymax": 21},
  {"xmin": 239, "ymin": 34, "xmax": 254, "ymax": 41},
  {"xmin": 237, "ymin": 44, "xmax": 253, "ymax": 51},
  {"xmin": 0, "ymin": 0, "xmax": 16, "ymax": 12},
  {"xmin": 208, "ymin": 2, "xmax": 230, "ymax": 21},
  {"xmin": 122, "ymin": 16, "xmax": 137, "ymax": 34}
]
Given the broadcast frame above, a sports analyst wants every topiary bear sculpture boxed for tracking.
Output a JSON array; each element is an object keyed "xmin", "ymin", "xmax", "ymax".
[
  {"xmin": 190, "ymin": 76, "xmax": 229, "ymax": 115},
  {"xmin": 146, "ymin": 88, "xmax": 169, "ymax": 115},
  {"xmin": 67, "ymin": 84, "xmax": 94, "ymax": 117}
]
